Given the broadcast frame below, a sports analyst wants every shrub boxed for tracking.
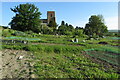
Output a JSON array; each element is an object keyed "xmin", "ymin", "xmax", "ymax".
[
  {"xmin": 9, "ymin": 29, "xmax": 15, "ymax": 34},
  {"xmin": 2, "ymin": 29, "xmax": 11, "ymax": 37},
  {"xmin": 13, "ymin": 31, "xmax": 27, "ymax": 37},
  {"xmin": 25, "ymin": 30, "xmax": 34, "ymax": 35}
]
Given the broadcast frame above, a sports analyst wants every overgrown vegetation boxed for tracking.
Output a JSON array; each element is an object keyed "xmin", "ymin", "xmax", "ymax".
[
  {"xmin": 2, "ymin": 27, "xmax": 120, "ymax": 78},
  {"xmin": 33, "ymin": 51, "xmax": 119, "ymax": 78},
  {"xmin": 2, "ymin": 42, "xmax": 120, "ymax": 78},
  {"xmin": 1, "ymin": 3, "xmax": 120, "ymax": 79}
]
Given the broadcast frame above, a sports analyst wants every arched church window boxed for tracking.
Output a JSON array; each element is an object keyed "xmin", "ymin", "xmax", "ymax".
[{"xmin": 51, "ymin": 14, "xmax": 52, "ymax": 17}]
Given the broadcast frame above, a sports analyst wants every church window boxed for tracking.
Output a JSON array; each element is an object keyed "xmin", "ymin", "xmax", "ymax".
[{"xmin": 51, "ymin": 14, "xmax": 52, "ymax": 17}]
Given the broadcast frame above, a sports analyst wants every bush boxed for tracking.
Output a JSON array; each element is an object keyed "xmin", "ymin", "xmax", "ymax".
[
  {"xmin": 25, "ymin": 30, "xmax": 34, "ymax": 35},
  {"xmin": 9, "ymin": 29, "xmax": 15, "ymax": 34},
  {"xmin": 13, "ymin": 31, "xmax": 27, "ymax": 37},
  {"xmin": 2, "ymin": 29, "xmax": 11, "ymax": 37}
]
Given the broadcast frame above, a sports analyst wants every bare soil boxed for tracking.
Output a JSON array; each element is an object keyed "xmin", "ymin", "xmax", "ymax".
[{"xmin": 1, "ymin": 49, "xmax": 35, "ymax": 78}]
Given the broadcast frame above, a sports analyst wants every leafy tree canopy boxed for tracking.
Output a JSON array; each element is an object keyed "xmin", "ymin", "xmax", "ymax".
[
  {"xmin": 9, "ymin": 3, "xmax": 41, "ymax": 33},
  {"xmin": 58, "ymin": 21, "xmax": 74, "ymax": 35},
  {"xmin": 84, "ymin": 15, "xmax": 108, "ymax": 38}
]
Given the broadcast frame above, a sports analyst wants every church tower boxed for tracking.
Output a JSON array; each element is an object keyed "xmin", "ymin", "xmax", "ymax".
[{"xmin": 47, "ymin": 11, "xmax": 56, "ymax": 24}]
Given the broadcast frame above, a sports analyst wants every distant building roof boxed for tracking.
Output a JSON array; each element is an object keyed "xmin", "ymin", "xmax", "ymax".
[{"xmin": 41, "ymin": 19, "xmax": 47, "ymax": 23}]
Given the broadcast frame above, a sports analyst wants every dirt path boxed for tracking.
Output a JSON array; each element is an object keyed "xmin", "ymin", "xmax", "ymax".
[
  {"xmin": 1, "ymin": 49, "xmax": 35, "ymax": 78},
  {"xmin": 32, "ymin": 42, "xmax": 85, "ymax": 46}
]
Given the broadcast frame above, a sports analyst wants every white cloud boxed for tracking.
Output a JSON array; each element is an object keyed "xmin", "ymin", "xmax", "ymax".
[{"xmin": 105, "ymin": 16, "xmax": 118, "ymax": 30}]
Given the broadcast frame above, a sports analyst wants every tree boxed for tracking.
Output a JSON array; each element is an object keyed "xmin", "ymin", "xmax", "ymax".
[
  {"xmin": 65, "ymin": 23, "xmax": 68, "ymax": 27},
  {"xmin": 73, "ymin": 29, "xmax": 83, "ymax": 37},
  {"xmin": 48, "ymin": 18, "xmax": 57, "ymax": 29},
  {"xmin": 61, "ymin": 21, "xmax": 65, "ymax": 26},
  {"xmin": 97, "ymin": 15, "xmax": 105, "ymax": 23},
  {"xmin": 84, "ymin": 15, "xmax": 108, "ymax": 38},
  {"xmin": 67, "ymin": 24, "xmax": 74, "ymax": 32},
  {"xmin": 75, "ymin": 26, "xmax": 83, "ymax": 30},
  {"xmin": 58, "ymin": 21, "xmax": 75, "ymax": 35},
  {"xmin": 58, "ymin": 25, "xmax": 66, "ymax": 35},
  {"xmin": 9, "ymin": 3, "xmax": 41, "ymax": 33},
  {"xmin": 73, "ymin": 26, "xmax": 84, "ymax": 37},
  {"xmin": 58, "ymin": 21, "xmax": 69, "ymax": 35},
  {"xmin": 41, "ymin": 25, "xmax": 53, "ymax": 34}
]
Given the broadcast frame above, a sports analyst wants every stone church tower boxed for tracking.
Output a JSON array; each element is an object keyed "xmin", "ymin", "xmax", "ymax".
[
  {"xmin": 41, "ymin": 11, "xmax": 56, "ymax": 25},
  {"xmin": 47, "ymin": 11, "xmax": 56, "ymax": 24}
]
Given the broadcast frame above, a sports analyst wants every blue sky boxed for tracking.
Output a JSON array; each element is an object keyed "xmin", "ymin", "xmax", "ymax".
[{"xmin": 1, "ymin": 2, "xmax": 118, "ymax": 30}]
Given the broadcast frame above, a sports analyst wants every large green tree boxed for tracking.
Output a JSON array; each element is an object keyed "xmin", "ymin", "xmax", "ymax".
[
  {"xmin": 58, "ymin": 21, "xmax": 74, "ymax": 35},
  {"xmin": 58, "ymin": 22, "xmax": 66, "ymax": 35},
  {"xmin": 9, "ymin": 3, "xmax": 41, "ymax": 33},
  {"xmin": 84, "ymin": 15, "xmax": 108, "ymax": 37}
]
